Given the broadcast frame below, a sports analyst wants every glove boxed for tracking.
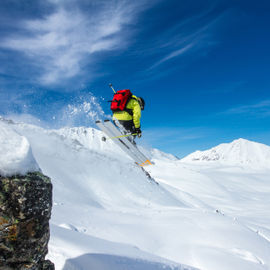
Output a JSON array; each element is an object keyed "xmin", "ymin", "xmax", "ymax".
[{"xmin": 134, "ymin": 128, "xmax": 142, "ymax": 138}]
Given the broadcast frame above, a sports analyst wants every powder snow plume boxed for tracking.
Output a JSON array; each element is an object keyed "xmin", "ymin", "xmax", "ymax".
[
  {"xmin": 2, "ymin": 91, "xmax": 110, "ymax": 130},
  {"xmin": 57, "ymin": 92, "xmax": 111, "ymax": 128}
]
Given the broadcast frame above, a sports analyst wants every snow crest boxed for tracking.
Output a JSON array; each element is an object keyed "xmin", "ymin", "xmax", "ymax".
[{"xmin": 0, "ymin": 120, "xmax": 39, "ymax": 176}]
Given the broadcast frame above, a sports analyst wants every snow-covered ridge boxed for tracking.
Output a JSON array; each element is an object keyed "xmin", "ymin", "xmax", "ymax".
[
  {"xmin": 181, "ymin": 138, "xmax": 270, "ymax": 167},
  {"xmin": 0, "ymin": 120, "xmax": 39, "ymax": 176}
]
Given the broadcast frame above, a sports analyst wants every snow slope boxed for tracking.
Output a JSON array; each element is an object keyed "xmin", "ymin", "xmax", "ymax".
[{"xmin": 1, "ymin": 118, "xmax": 270, "ymax": 270}]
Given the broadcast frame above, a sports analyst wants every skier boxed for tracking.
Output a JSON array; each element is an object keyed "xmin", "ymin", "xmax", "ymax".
[{"xmin": 110, "ymin": 89, "xmax": 145, "ymax": 139}]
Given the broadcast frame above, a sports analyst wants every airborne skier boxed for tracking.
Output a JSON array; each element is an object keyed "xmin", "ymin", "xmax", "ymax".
[
  {"xmin": 96, "ymin": 84, "xmax": 152, "ymax": 167},
  {"xmin": 109, "ymin": 84, "xmax": 145, "ymax": 140}
]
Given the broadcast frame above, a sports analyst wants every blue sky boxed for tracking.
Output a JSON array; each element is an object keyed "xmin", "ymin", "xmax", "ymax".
[{"xmin": 1, "ymin": 0, "xmax": 270, "ymax": 157}]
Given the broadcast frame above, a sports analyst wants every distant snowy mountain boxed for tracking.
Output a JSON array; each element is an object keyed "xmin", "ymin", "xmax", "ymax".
[{"xmin": 181, "ymin": 138, "xmax": 270, "ymax": 167}]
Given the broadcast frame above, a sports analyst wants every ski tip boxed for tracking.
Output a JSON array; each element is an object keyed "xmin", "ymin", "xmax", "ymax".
[
  {"xmin": 104, "ymin": 119, "xmax": 110, "ymax": 122},
  {"xmin": 139, "ymin": 159, "xmax": 153, "ymax": 167}
]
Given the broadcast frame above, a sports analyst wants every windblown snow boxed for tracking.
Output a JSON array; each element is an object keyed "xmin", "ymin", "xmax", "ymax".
[{"xmin": 1, "ymin": 117, "xmax": 270, "ymax": 270}]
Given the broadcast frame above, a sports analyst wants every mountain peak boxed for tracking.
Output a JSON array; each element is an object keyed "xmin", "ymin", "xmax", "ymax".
[{"xmin": 181, "ymin": 138, "xmax": 270, "ymax": 167}]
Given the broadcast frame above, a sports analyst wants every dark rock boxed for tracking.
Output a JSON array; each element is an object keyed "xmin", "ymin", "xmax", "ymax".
[{"xmin": 0, "ymin": 172, "xmax": 54, "ymax": 270}]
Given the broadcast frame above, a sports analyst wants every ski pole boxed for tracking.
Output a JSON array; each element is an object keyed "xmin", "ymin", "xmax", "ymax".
[
  {"xmin": 109, "ymin": 83, "xmax": 116, "ymax": 93},
  {"xmin": 108, "ymin": 133, "xmax": 138, "ymax": 139},
  {"xmin": 102, "ymin": 133, "xmax": 138, "ymax": 141}
]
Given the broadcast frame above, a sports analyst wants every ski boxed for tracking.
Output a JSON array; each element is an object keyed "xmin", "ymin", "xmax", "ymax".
[
  {"xmin": 104, "ymin": 120, "xmax": 151, "ymax": 165},
  {"xmin": 96, "ymin": 120, "xmax": 152, "ymax": 167}
]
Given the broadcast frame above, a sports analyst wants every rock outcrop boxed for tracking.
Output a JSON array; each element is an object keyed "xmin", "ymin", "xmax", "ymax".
[{"xmin": 0, "ymin": 172, "xmax": 54, "ymax": 270}]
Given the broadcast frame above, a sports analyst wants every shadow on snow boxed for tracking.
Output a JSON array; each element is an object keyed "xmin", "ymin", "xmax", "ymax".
[{"xmin": 62, "ymin": 253, "xmax": 192, "ymax": 270}]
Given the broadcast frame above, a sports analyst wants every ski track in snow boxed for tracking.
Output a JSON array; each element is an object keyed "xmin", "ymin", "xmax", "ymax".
[{"xmin": 1, "ymin": 118, "xmax": 270, "ymax": 270}]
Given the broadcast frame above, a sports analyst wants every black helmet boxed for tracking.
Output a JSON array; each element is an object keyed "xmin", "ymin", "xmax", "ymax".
[{"xmin": 137, "ymin": 97, "xmax": 145, "ymax": 110}]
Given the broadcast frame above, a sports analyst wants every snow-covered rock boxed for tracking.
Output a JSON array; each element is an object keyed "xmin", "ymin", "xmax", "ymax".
[
  {"xmin": 0, "ymin": 117, "xmax": 53, "ymax": 269},
  {"xmin": 0, "ymin": 172, "xmax": 54, "ymax": 269},
  {"xmin": 0, "ymin": 121, "xmax": 39, "ymax": 176},
  {"xmin": 181, "ymin": 138, "xmax": 270, "ymax": 167}
]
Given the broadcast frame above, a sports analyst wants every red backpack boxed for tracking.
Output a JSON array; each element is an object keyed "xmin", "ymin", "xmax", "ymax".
[{"xmin": 110, "ymin": 89, "xmax": 132, "ymax": 112}]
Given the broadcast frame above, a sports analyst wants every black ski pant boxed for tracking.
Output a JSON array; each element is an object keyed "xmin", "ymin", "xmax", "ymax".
[
  {"xmin": 117, "ymin": 120, "xmax": 134, "ymax": 133},
  {"xmin": 113, "ymin": 120, "xmax": 136, "ymax": 143}
]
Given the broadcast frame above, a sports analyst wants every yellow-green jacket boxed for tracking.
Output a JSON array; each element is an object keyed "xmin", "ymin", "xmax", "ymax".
[{"xmin": 113, "ymin": 95, "xmax": 141, "ymax": 128}]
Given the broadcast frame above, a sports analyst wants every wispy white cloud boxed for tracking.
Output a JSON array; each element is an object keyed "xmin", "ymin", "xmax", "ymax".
[
  {"xmin": 222, "ymin": 100, "xmax": 270, "ymax": 118},
  {"xmin": 150, "ymin": 42, "xmax": 195, "ymax": 69},
  {"xmin": 148, "ymin": 6, "xmax": 227, "ymax": 70},
  {"xmin": 0, "ymin": 0, "xmax": 154, "ymax": 85}
]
